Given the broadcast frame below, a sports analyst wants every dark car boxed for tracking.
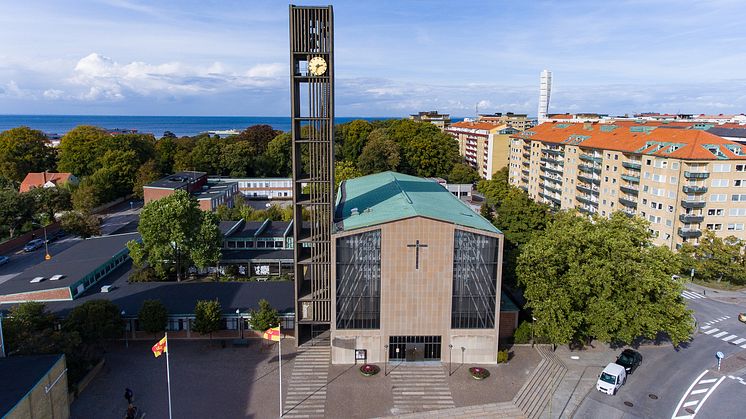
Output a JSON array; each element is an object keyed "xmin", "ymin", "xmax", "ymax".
[
  {"xmin": 615, "ymin": 349, "xmax": 642, "ymax": 374},
  {"xmin": 0, "ymin": 255, "xmax": 9, "ymax": 266},
  {"xmin": 23, "ymin": 239, "xmax": 44, "ymax": 252}
]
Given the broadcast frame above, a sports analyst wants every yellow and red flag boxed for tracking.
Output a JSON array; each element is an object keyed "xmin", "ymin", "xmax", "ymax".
[
  {"xmin": 262, "ymin": 326, "xmax": 281, "ymax": 342},
  {"xmin": 151, "ymin": 335, "xmax": 167, "ymax": 357}
]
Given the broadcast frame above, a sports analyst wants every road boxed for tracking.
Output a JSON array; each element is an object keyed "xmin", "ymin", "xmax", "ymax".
[
  {"xmin": 0, "ymin": 200, "xmax": 142, "ymax": 285},
  {"xmin": 573, "ymin": 289, "xmax": 746, "ymax": 419}
]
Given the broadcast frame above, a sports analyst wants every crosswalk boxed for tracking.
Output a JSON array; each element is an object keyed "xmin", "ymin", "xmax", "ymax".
[
  {"xmin": 389, "ymin": 364, "xmax": 455, "ymax": 415},
  {"xmin": 672, "ymin": 370, "xmax": 725, "ymax": 419},
  {"xmin": 283, "ymin": 345, "xmax": 330, "ymax": 418},
  {"xmin": 699, "ymin": 317, "xmax": 746, "ymax": 349},
  {"xmin": 681, "ymin": 290, "xmax": 706, "ymax": 300}
]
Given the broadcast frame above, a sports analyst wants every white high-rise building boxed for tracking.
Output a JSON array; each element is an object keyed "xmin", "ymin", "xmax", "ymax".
[{"xmin": 538, "ymin": 70, "xmax": 552, "ymax": 124}]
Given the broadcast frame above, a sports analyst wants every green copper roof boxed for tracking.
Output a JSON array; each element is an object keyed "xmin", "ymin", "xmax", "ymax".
[{"xmin": 335, "ymin": 171, "xmax": 500, "ymax": 234}]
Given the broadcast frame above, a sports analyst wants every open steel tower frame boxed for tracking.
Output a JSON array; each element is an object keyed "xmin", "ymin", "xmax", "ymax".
[{"xmin": 289, "ymin": 5, "xmax": 334, "ymax": 344}]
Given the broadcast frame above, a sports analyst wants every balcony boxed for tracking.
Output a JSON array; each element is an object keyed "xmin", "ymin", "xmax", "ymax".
[
  {"xmin": 682, "ymin": 185, "xmax": 708, "ymax": 194},
  {"xmin": 620, "ymin": 185, "xmax": 639, "ymax": 195},
  {"xmin": 681, "ymin": 199, "xmax": 706, "ymax": 209},
  {"xmin": 579, "ymin": 154, "xmax": 602, "ymax": 164},
  {"xmin": 521, "ymin": 176, "xmax": 528, "ymax": 183},
  {"xmin": 684, "ymin": 171, "xmax": 710, "ymax": 179},
  {"xmin": 621, "ymin": 209, "xmax": 636, "ymax": 218},
  {"xmin": 522, "ymin": 160, "xmax": 530, "ymax": 167},
  {"xmin": 519, "ymin": 185, "xmax": 528, "ymax": 192},
  {"xmin": 577, "ymin": 195, "xmax": 599, "ymax": 206},
  {"xmin": 576, "ymin": 184, "xmax": 599, "ymax": 195},
  {"xmin": 521, "ymin": 169, "xmax": 529, "ymax": 176},
  {"xmin": 539, "ymin": 192, "xmax": 561, "ymax": 206},
  {"xmin": 679, "ymin": 214, "xmax": 704, "ymax": 223},
  {"xmin": 622, "ymin": 161, "xmax": 642, "ymax": 171},
  {"xmin": 540, "ymin": 174, "xmax": 562, "ymax": 185},
  {"xmin": 541, "ymin": 157, "xmax": 564, "ymax": 166},
  {"xmin": 522, "ymin": 152, "xmax": 530, "ymax": 159},
  {"xmin": 540, "ymin": 166, "xmax": 563, "ymax": 175},
  {"xmin": 578, "ymin": 206, "xmax": 596, "ymax": 215},
  {"xmin": 543, "ymin": 148, "xmax": 563, "ymax": 156},
  {"xmin": 619, "ymin": 197, "xmax": 638, "ymax": 208},
  {"xmin": 621, "ymin": 174, "xmax": 640, "ymax": 183},
  {"xmin": 543, "ymin": 184, "xmax": 562, "ymax": 195},
  {"xmin": 577, "ymin": 175, "xmax": 601, "ymax": 185},
  {"xmin": 678, "ymin": 228, "xmax": 702, "ymax": 239},
  {"xmin": 578, "ymin": 164, "xmax": 601, "ymax": 174}
]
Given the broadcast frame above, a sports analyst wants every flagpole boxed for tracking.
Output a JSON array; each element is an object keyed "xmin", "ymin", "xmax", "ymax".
[
  {"xmin": 279, "ymin": 326, "xmax": 283, "ymax": 418},
  {"xmin": 166, "ymin": 332, "xmax": 173, "ymax": 419}
]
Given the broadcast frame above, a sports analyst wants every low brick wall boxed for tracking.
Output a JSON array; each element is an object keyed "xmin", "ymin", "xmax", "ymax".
[{"xmin": 0, "ymin": 222, "xmax": 60, "ymax": 255}]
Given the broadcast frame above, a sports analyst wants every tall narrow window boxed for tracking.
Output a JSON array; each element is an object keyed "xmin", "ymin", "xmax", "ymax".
[
  {"xmin": 336, "ymin": 230, "xmax": 381, "ymax": 329},
  {"xmin": 452, "ymin": 230, "xmax": 498, "ymax": 329}
]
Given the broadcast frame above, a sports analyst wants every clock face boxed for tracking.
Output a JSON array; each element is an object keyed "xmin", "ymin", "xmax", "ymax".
[{"xmin": 309, "ymin": 56, "xmax": 327, "ymax": 76}]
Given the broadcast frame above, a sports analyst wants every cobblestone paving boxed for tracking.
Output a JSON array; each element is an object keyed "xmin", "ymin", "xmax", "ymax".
[
  {"xmin": 389, "ymin": 364, "xmax": 455, "ymax": 415},
  {"xmin": 283, "ymin": 345, "xmax": 330, "ymax": 418}
]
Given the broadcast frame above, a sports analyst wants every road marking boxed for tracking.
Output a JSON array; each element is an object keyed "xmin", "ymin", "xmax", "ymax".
[
  {"xmin": 700, "ymin": 325, "xmax": 711, "ymax": 329},
  {"xmin": 681, "ymin": 290, "xmax": 705, "ymax": 299},
  {"xmin": 699, "ymin": 378, "xmax": 718, "ymax": 384},
  {"xmin": 693, "ymin": 377, "xmax": 725, "ymax": 416},
  {"xmin": 683, "ymin": 400, "xmax": 699, "ymax": 407},
  {"xmin": 672, "ymin": 370, "xmax": 708, "ymax": 419},
  {"xmin": 733, "ymin": 338, "xmax": 746, "ymax": 345},
  {"xmin": 704, "ymin": 328, "xmax": 719, "ymax": 335},
  {"xmin": 722, "ymin": 335, "xmax": 738, "ymax": 342},
  {"xmin": 690, "ymin": 388, "xmax": 709, "ymax": 395},
  {"xmin": 713, "ymin": 331, "xmax": 728, "ymax": 338}
]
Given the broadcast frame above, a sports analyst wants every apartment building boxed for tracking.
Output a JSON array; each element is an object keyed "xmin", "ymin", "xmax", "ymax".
[
  {"xmin": 446, "ymin": 121, "xmax": 518, "ymax": 179},
  {"xmin": 409, "ymin": 110, "xmax": 452, "ymax": 130},
  {"xmin": 509, "ymin": 122, "xmax": 746, "ymax": 249},
  {"xmin": 477, "ymin": 112, "xmax": 535, "ymax": 131}
]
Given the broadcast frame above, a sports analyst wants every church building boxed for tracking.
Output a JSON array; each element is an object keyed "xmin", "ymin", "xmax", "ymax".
[{"xmin": 331, "ymin": 172, "xmax": 504, "ymax": 364}]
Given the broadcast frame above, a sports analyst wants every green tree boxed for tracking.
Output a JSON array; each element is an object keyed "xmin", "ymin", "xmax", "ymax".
[
  {"xmin": 680, "ymin": 230, "xmax": 746, "ymax": 285},
  {"xmin": 57, "ymin": 126, "xmax": 110, "ymax": 177},
  {"xmin": 127, "ymin": 190, "xmax": 222, "ymax": 281},
  {"xmin": 27, "ymin": 186, "xmax": 72, "ymax": 223},
  {"xmin": 235, "ymin": 125, "xmax": 280, "ymax": 155},
  {"xmin": 263, "ymin": 133, "xmax": 292, "ymax": 177},
  {"xmin": 132, "ymin": 159, "xmax": 161, "ymax": 199},
  {"xmin": 0, "ymin": 188, "xmax": 33, "ymax": 238},
  {"xmin": 190, "ymin": 136, "xmax": 224, "ymax": 174},
  {"xmin": 71, "ymin": 180, "xmax": 100, "ymax": 212},
  {"xmin": 480, "ymin": 203, "xmax": 493, "ymax": 223},
  {"xmin": 400, "ymin": 131, "xmax": 458, "ymax": 178},
  {"xmin": 221, "ymin": 141, "xmax": 257, "ymax": 177},
  {"xmin": 138, "ymin": 300, "xmax": 169, "ymax": 335},
  {"xmin": 89, "ymin": 149, "xmax": 140, "ymax": 201},
  {"xmin": 64, "ymin": 300, "xmax": 124, "ymax": 349},
  {"xmin": 448, "ymin": 163, "xmax": 480, "ymax": 184},
  {"xmin": 2, "ymin": 301, "xmax": 81, "ymax": 357},
  {"xmin": 335, "ymin": 160, "xmax": 362, "ymax": 190},
  {"xmin": 59, "ymin": 210, "xmax": 101, "ymax": 238},
  {"xmin": 193, "ymin": 299, "xmax": 222, "ymax": 339},
  {"xmin": 249, "ymin": 299, "xmax": 279, "ymax": 331},
  {"xmin": 357, "ymin": 129, "xmax": 400, "ymax": 175},
  {"xmin": 337, "ymin": 119, "xmax": 373, "ymax": 164},
  {"xmin": 477, "ymin": 167, "xmax": 511, "ymax": 207},
  {"xmin": 0, "ymin": 127, "xmax": 56, "ymax": 182},
  {"xmin": 517, "ymin": 212, "xmax": 692, "ymax": 347}
]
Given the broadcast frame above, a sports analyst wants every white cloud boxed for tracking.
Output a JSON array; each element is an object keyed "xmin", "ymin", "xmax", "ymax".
[{"xmin": 42, "ymin": 89, "xmax": 64, "ymax": 99}]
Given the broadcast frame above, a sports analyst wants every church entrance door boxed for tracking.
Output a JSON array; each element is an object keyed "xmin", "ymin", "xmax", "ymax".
[{"xmin": 389, "ymin": 336, "xmax": 441, "ymax": 361}]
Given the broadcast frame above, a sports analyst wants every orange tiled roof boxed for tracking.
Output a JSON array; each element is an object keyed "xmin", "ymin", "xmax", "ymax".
[
  {"xmin": 514, "ymin": 122, "xmax": 746, "ymax": 161},
  {"xmin": 448, "ymin": 121, "xmax": 505, "ymax": 131},
  {"xmin": 20, "ymin": 172, "xmax": 74, "ymax": 192}
]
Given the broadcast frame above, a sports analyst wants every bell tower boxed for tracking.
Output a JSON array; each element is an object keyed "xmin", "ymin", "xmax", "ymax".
[{"xmin": 289, "ymin": 5, "xmax": 334, "ymax": 344}]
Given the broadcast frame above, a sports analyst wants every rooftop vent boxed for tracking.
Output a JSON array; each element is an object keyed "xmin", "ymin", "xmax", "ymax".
[
  {"xmin": 350, "ymin": 208, "xmax": 359, "ymax": 216},
  {"xmin": 30, "ymin": 277, "xmax": 44, "ymax": 283},
  {"xmin": 101, "ymin": 285, "xmax": 112, "ymax": 293},
  {"xmin": 49, "ymin": 274, "xmax": 64, "ymax": 281}
]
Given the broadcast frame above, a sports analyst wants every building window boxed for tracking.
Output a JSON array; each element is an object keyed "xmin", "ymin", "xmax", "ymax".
[
  {"xmin": 713, "ymin": 164, "xmax": 731, "ymax": 173},
  {"xmin": 710, "ymin": 194, "xmax": 727, "ymax": 202},
  {"xmin": 732, "ymin": 194, "xmax": 746, "ymax": 202},
  {"xmin": 336, "ymin": 230, "xmax": 381, "ymax": 329},
  {"xmin": 730, "ymin": 208, "xmax": 746, "ymax": 216},
  {"xmin": 727, "ymin": 223, "xmax": 745, "ymax": 231},
  {"xmin": 708, "ymin": 208, "xmax": 723, "ymax": 216},
  {"xmin": 452, "ymin": 230, "xmax": 498, "ymax": 329},
  {"xmin": 711, "ymin": 179, "xmax": 729, "ymax": 188}
]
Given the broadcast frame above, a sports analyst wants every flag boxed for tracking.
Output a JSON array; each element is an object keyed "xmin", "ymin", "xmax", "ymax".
[
  {"xmin": 262, "ymin": 326, "xmax": 281, "ymax": 342},
  {"xmin": 152, "ymin": 335, "xmax": 168, "ymax": 357}
]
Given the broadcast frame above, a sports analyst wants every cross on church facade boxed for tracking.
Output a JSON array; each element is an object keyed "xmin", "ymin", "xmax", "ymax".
[{"xmin": 406, "ymin": 240, "xmax": 428, "ymax": 270}]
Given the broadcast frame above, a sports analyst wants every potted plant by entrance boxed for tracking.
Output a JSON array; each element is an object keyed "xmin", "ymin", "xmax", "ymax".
[
  {"xmin": 359, "ymin": 364, "xmax": 380, "ymax": 377},
  {"xmin": 469, "ymin": 367, "xmax": 490, "ymax": 380}
]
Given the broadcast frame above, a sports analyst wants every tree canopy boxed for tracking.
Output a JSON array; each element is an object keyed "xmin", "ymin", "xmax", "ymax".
[
  {"xmin": 193, "ymin": 299, "xmax": 222, "ymax": 338},
  {"xmin": 356, "ymin": 129, "xmax": 400, "ymax": 175},
  {"xmin": 448, "ymin": 162, "xmax": 480, "ymax": 184},
  {"xmin": 138, "ymin": 299, "xmax": 169, "ymax": 335},
  {"xmin": 680, "ymin": 230, "xmax": 746, "ymax": 285},
  {"xmin": 517, "ymin": 212, "xmax": 693, "ymax": 346},
  {"xmin": 0, "ymin": 127, "xmax": 56, "ymax": 183},
  {"xmin": 128, "ymin": 190, "xmax": 222, "ymax": 280},
  {"xmin": 249, "ymin": 299, "xmax": 280, "ymax": 331}
]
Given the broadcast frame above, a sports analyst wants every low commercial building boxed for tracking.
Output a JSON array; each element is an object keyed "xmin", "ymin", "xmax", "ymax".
[
  {"xmin": 220, "ymin": 219, "xmax": 294, "ymax": 276},
  {"xmin": 409, "ymin": 111, "xmax": 451, "ymax": 130},
  {"xmin": 0, "ymin": 354, "xmax": 69, "ymax": 419},
  {"xmin": 330, "ymin": 172, "xmax": 504, "ymax": 364},
  {"xmin": 0, "ymin": 233, "xmax": 137, "ymax": 304},
  {"xmin": 210, "ymin": 177, "xmax": 293, "ymax": 200},
  {"xmin": 144, "ymin": 171, "xmax": 238, "ymax": 211},
  {"xmin": 477, "ymin": 112, "xmax": 535, "ymax": 131},
  {"xmin": 509, "ymin": 121, "xmax": 746, "ymax": 249},
  {"xmin": 446, "ymin": 121, "xmax": 518, "ymax": 179}
]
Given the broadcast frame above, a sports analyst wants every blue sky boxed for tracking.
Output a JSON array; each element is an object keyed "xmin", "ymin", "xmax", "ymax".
[{"xmin": 1, "ymin": 0, "xmax": 745, "ymax": 117}]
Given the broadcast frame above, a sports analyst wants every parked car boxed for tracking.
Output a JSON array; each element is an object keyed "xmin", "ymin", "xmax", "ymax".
[
  {"xmin": 596, "ymin": 363, "xmax": 626, "ymax": 395},
  {"xmin": 615, "ymin": 349, "xmax": 643, "ymax": 374},
  {"xmin": 739, "ymin": 313, "xmax": 746, "ymax": 323},
  {"xmin": 0, "ymin": 255, "xmax": 9, "ymax": 266},
  {"xmin": 23, "ymin": 239, "xmax": 44, "ymax": 252}
]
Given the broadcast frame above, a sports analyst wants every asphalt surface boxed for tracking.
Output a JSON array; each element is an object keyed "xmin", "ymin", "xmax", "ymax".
[{"xmin": 573, "ymin": 290, "xmax": 746, "ymax": 419}]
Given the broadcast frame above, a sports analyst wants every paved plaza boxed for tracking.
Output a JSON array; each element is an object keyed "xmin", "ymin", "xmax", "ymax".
[{"xmin": 71, "ymin": 340, "xmax": 540, "ymax": 419}]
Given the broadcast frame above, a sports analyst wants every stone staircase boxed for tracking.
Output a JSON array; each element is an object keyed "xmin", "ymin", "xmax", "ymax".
[
  {"xmin": 282, "ymin": 344, "xmax": 331, "ymax": 418},
  {"xmin": 512, "ymin": 345, "xmax": 567, "ymax": 419},
  {"xmin": 389, "ymin": 364, "xmax": 455, "ymax": 415}
]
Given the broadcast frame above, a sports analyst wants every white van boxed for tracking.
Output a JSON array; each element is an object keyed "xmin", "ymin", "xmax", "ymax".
[{"xmin": 596, "ymin": 363, "xmax": 627, "ymax": 395}]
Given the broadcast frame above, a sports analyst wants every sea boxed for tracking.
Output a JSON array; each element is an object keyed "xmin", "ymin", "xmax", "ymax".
[{"xmin": 0, "ymin": 115, "xmax": 463, "ymax": 138}]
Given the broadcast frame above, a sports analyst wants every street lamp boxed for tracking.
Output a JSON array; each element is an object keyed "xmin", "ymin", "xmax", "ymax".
[
  {"xmin": 383, "ymin": 344, "xmax": 389, "ymax": 376},
  {"xmin": 448, "ymin": 344, "xmax": 453, "ymax": 376},
  {"xmin": 121, "ymin": 310, "xmax": 128, "ymax": 348},
  {"xmin": 43, "ymin": 226, "xmax": 51, "ymax": 260},
  {"xmin": 461, "ymin": 347, "xmax": 465, "ymax": 366},
  {"xmin": 236, "ymin": 309, "xmax": 243, "ymax": 339},
  {"xmin": 531, "ymin": 316, "xmax": 537, "ymax": 347}
]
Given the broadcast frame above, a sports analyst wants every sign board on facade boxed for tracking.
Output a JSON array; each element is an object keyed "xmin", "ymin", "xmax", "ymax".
[{"xmin": 355, "ymin": 349, "xmax": 367, "ymax": 362}]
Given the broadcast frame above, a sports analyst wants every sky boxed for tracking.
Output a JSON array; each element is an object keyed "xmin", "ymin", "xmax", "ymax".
[{"xmin": 1, "ymin": 0, "xmax": 745, "ymax": 117}]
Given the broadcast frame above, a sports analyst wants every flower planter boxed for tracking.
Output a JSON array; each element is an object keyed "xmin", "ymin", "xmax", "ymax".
[
  {"xmin": 359, "ymin": 364, "xmax": 380, "ymax": 377},
  {"xmin": 469, "ymin": 367, "xmax": 490, "ymax": 380}
]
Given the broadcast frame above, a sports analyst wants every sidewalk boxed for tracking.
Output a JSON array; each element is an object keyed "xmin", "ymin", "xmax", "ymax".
[{"xmin": 685, "ymin": 282, "xmax": 746, "ymax": 305}]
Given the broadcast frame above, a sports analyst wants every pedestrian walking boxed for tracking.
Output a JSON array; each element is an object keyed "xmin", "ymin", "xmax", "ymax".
[
  {"xmin": 124, "ymin": 388, "xmax": 133, "ymax": 404},
  {"xmin": 125, "ymin": 403, "xmax": 138, "ymax": 419}
]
